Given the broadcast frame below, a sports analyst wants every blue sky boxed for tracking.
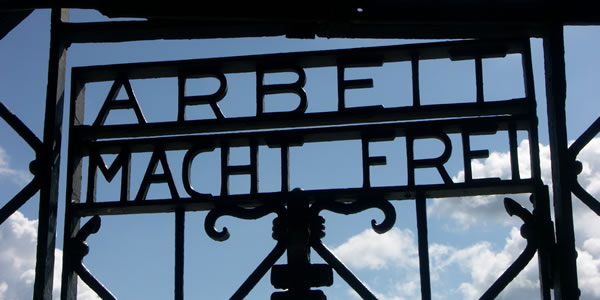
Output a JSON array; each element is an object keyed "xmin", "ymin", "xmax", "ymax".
[{"xmin": 2, "ymin": 9, "xmax": 600, "ymax": 300}]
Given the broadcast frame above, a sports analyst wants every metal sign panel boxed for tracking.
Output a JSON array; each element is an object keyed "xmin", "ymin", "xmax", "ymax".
[
  {"xmin": 59, "ymin": 38, "xmax": 549, "ymax": 298},
  {"xmin": 68, "ymin": 39, "xmax": 538, "ymax": 214}
]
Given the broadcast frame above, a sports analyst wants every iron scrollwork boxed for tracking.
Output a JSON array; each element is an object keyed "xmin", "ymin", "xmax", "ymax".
[
  {"xmin": 480, "ymin": 197, "xmax": 537, "ymax": 300},
  {"xmin": 311, "ymin": 197, "xmax": 396, "ymax": 234},
  {"xmin": 62, "ymin": 39, "xmax": 548, "ymax": 299},
  {"xmin": 205, "ymin": 189, "xmax": 395, "ymax": 299},
  {"xmin": 71, "ymin": 216, "xmax": 116, "ymax": 300},
  {"xmin": 204, "ymin": 202, "xmax": 284, "ymax": 242}
]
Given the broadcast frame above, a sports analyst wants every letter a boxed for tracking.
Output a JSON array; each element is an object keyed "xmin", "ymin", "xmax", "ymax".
[
  {"xmin": 93, "ymin": 77, "xmax": 147, "ymax": 126},
  {"xmin": 135, "ymin": 147, "xmax": 179, "ymax": 201}
]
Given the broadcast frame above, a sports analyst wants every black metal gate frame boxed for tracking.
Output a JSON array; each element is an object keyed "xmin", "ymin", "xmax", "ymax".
[
  {"xmin": 0, "ymin": 5, "xmax": 598, "ymax": 300},
  {"xmin": 63, "ymin": 38, "xmax": 544, "ymax": 300}
]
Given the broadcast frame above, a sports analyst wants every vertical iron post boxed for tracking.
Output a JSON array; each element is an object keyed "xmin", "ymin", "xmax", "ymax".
[
  {"xmin": 285, "ymin": 197, "xmax": 312, "ymax": 297},
  {"xmin": 415, "ymin": 194, "xmax": 431, "ymax": 300},
  {"xmin": 34, "ymin": 8, "xmax": 68, "ymax": 300},
  {"xmin": 175, "ymin": 207, "xmax": 185, "ymax": 300},
  {"xmin": 61, "ymin": 66, "xmax": 85, "ymax": 300},
  {"xmin": 543, "ymin": 24, "xmax": 580, "ymax": 299},
  {"xmin": 522, "ymin": 39, "xmax": 553, "ymax": 299}
]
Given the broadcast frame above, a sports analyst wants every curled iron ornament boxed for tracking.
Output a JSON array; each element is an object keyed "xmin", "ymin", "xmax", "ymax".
[
  {"xmin": 480, "ymin": 197, "xmax": 537, "ymax": 300},
  {"xmin": 71, "ymin": 216, "xmax": 116, "ymax": 300},
  {"xmin": 205, "ymin": 203, "xmax": 283, "ymax": 241},
  {"xmin": 73, "ymin": 215, "xmax": 101, "ymax": 258},
  {"xmin": 312, "ymin": 197, "xmax": 396, "ymax": 234},
  {"xmin": 308, "ymin": 197, "xmax": 394, "ymax": 299},
  {"xmin": 213, "ymin": 190, "xmax": 384, "ymax": 298}
]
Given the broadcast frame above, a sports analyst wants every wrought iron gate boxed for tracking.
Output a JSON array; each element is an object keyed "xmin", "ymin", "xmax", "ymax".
[{"xmin": 1, "ymin": 4, "xmax": 599, "ymax": 300}]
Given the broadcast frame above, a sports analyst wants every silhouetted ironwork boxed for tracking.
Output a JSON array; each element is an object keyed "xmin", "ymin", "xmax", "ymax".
[
  {"xmin": 70, "ymin": 216, "xmax": 115, "ymax": 300},
  {"xmin": 55, "ymin": 37, "xmax": 548, "ymax": 299},
  {"xmin": 481, "ymin": 198, "xmax": 537, "ymax": 299},
  {"xmin": 0, "ymin": 102, "xmax": 42, "ymax": 224},
  {"xmin": 1, "ymin": 3, "xmax": 598, "ymax": 300}
]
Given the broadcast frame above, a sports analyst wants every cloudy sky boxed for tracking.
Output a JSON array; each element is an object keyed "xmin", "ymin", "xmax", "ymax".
[{"xmin": 2, "ymin": 9, "xmax": 600, "ymax": 300}]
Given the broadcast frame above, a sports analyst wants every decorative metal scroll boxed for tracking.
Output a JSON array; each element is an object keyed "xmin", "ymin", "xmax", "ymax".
[
  {"xmin": 60, "ymin": 38, "xmax": 551, "ymax": 299},
  {"xmin": 70, "ymin": 216, "xmax": 116, "ymax": 300},
  {"xmin": 204, "ymin": 189, "xmax": 394, "ymax": 299},
  {"xmin": 481, "ymin": 197, "xmax": 537, "ymax": 299}
]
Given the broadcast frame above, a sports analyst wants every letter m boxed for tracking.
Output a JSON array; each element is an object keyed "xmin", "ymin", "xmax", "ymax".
[{"xmin": 86, "ymin": 148, "xmax": 131, "ymax": 203}]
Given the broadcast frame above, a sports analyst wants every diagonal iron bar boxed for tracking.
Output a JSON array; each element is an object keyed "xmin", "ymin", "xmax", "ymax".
[
  {"xmin": 231, "ymin": 240, "xmax": 287, "ymax": 300},
  {"xmin": 0, "ymin": 177, "xmax": 41, "ymax": 224},
  {"xmin": 0, "ymin": 101, "xmax": 43, "ymax": 225},
  {"xmin": 569, "ymin": 114, "xmax": 600, "ymax": 215},
  {"xmin": 480, "ymin": 198, "xmax": 537, "ymax": 300},
  {"xmin": 311, "ymin": 239, "xmax": 377, "ymax": 300},
  {"xmin": 72, "ymin": 216, "xmax": 116, "ymax": 300},
  {"xmin": 0, "ymin": 101, "xmax": 43, "ymax": 151}
]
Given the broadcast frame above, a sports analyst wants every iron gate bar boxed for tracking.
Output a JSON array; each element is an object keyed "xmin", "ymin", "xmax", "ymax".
[
  {"xmin": 62, "ymin": 20, "xmax": 550, "ymax": 43},
  {"xmin": 70, "ymin": 216, "xmax": 115, "ymax": 300},
  {"xmin": 410, "ymin": 54, "xmax": 421, "ymax": 107},
  {"xmin": 311, "ymin": 240, "xmax": 377, "ymax": 300},
  {"xmin": 70, "ymin": 180, "xmax": 539, "ymax": 217},
  {"xmin": 480, "ymin": 197, "xmax": 538, "ymax": 299},
  {"xmin": 0, "ymin": 102, "xmax": 43, "ymax": 224},
  {"xmin": 62, "ymin": 14, "xmax": 84, "ymax": 296},
  {"xmin": 175, "ymin": 207, "xmax": 184, "ymax": 300},
  {"xmin": 521, "ymin": 38, "xmax": 554, "ymax": 299},
  {"xmin": 4, "ymin": 1, "xmax": 600, "ymax": 23},
  {"xmin": 533, "ymin": 186, "xmax": 554, "ymax": 299},
  {"xmin": 568, "ymin": 107, "xmax": 600, "ymax": 215},
  {"xmin": 70, "ymin": 39, "xmax": 518, "ymax": 83},
  {"xmin": 5, "ymin": 1, "xmax": 600, "ymax": 42},
  {"xmin": 35, "ymin": 8, "xmax": 68, "ymax": 300},
  {"xmin": 0, "ymin": 9, "xmax": 33, "ymax": 39},
  {"xmin": 79, "ymin": 115, "xmax": 532, "ymax": 153},
  {"xmin": 231, "ymin": 239, "xmax": 287, "ymax": 299},
  {"xmin": 415, "ymin": 193, "xmax": 431, "ymax": 300},
  {"xmin": 0, "ymin": 102, "xmax": 44, "ymax": 151},
  {"xmin": 543, "ymin": 24, "xmax": 580, "ymax": 299},
  {"xmin": 73, "ymin": 100, "xmax": 530, "ymax": 141}
]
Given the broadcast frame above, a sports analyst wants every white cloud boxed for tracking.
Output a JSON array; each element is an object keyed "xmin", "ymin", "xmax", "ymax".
[
  {"xmin": 0, "ymin": 211, "xmax": 99, "ymax": 300},
  {"xmin": 0, "ymin": 211, "xmax": 37, "ymax": 299},
  {"xmin": 0, "ymin": 147, "xmax": 32, "ymax": 186},
  {"xmin": 577, "ymin": 238, "xmax": 600, "ymax": 299},
  {"xmin": 333, "ymin": 228, "xmax": 419, "ymax": 271},
  {"xmin": 428, "ymin": 139, "xmax": 551, "ymax": 228},
  {"xmin": 333, "ymin": 228, "xmax": 421, "ymax": 300},
  {"xmin": 394, "ymin": 280, "xmax": 418, "ymax": 297},
  {"xmin": 333, "ymin": 226, "xmax": 539, "ymax": 300},
  {"xmin": 335, "ymin": 138, "xmax": 600, "ymax": 299},
  {"xmin": 443, "ymin": 228, "xmax": 540, "ymax": 300}
]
